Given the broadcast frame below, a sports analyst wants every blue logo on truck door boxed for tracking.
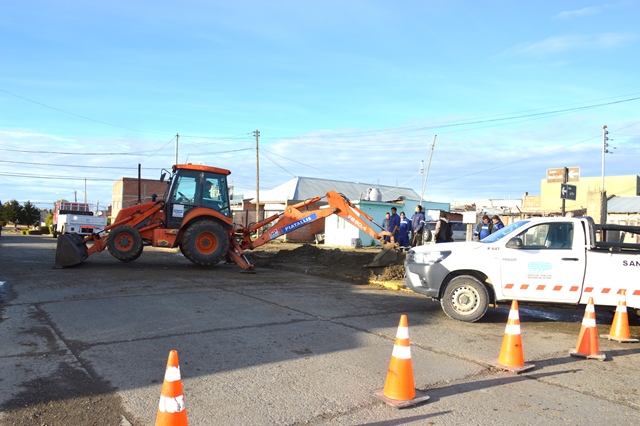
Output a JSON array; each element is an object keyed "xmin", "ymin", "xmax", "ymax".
[{"xmin": 528, "ymin": 262, "xmax": 552, "ymax": 280}]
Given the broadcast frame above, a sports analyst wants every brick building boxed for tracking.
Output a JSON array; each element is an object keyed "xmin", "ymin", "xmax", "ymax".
[{"xmin": 111, "ymin": 178, "xmax": 168, "ymax": 221}]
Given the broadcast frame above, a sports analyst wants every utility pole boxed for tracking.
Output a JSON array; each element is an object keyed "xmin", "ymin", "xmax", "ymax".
[
  {"xmin": 419, "ymin": 160, "xmax": 424, "ymax": 205},
  {"xmin": 561, "ymin": 167, "xmax": 568, "ymax": 217},
  {"xmin": 601, "ymin": 125, "xmax": 610, "ymax": 224},
  {"xmin": 254, "ymin": 130, "xmax": 260, "ymax": 235},
  {"xmin": 175, "ymin": 133, "xmax": 179, "ymax": 165},
  {"xmin": 421, "ymin": 135, "xmax": 437, "ymax": 203},
  {"xmin": 84, "ymin": 178, "xmax": 87, "ymax": 204}
]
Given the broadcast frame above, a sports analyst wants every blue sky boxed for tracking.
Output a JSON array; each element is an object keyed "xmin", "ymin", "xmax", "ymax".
[{"xmin": 1, "ymin": 1, "xmax": 639, "ymax": 209}]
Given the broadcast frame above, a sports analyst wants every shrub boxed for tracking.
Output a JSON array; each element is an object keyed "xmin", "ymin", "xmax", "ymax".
[{"xmin": 38, "ymin": 226, "xmax": 50, "ymax": 234}]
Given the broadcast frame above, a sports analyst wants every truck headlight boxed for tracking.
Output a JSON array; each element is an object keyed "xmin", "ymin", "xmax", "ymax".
[{"xmin": 406, "ymin": 250, "xmax": 451, "ymax": 265}]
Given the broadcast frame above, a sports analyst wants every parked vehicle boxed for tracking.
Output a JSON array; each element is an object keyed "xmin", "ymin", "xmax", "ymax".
[
  {"xmin": 423, "ymin": 220, "xmax": 466, "ymax": 242},
  {"xmin": 52, "ymin": 202, "xmax": 107, "ymax": 238},
  {"xmin": 405, "ymin": 216, "xmax": 640, "ymax": 322}
]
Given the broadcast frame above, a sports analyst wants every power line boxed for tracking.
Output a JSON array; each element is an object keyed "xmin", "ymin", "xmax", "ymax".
[{"xmin": 0, "ymin": 88, "xmax": 169, "ymax": 135}]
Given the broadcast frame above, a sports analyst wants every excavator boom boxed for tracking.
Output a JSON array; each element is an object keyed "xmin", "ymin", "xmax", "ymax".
[{"xmin": 227, "ymin": 191, "xmax": 397, "ymax": 270}]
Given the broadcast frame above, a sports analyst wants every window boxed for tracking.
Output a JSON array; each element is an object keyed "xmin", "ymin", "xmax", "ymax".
[
  {"xmin": 202, "ymin": 173, "xmax": 230, "ymax": 217},
  {"xmin": 516, "ymin": 222, "xmax": 573, "ymax": 250}
]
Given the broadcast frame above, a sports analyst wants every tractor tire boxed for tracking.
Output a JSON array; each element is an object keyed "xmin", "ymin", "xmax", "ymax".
[
  {"xmin": 180, "ymin": 220, "xmax": 228, "ymax": 266},
  {"xmin": 440, "ymin": 275, "xmax": 489, "ymax": 322},
  {"xmin": 107, "ymin": 225, "xmax": 143, "ymax": 262}
]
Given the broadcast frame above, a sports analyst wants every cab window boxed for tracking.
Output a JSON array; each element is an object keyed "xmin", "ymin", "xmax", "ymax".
[
  {"xmin": 517, "ymin": 223, "xmax": 573, "ymax": 250},
  {"xmin": 202, "ymin": 173, "xmax": 230, "ymax": 217}
]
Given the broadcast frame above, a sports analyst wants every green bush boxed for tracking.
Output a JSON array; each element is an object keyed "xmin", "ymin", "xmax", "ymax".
[
  {"xmin": 38, "ymin": 226, "xmax": 50, "ymax": 234},
  {"xmin": 21, "ymin": 230, "xmax": 28, "ymax": 235}
]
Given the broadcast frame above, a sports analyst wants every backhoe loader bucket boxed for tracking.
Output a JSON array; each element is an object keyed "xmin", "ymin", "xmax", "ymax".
[
  {"xmin": 54, "ymin": 234, "xmax": 89, "ymax": 268},
  {"xmin": 365, "ymin": 243, "xmax": 399, "ymax": 268}
]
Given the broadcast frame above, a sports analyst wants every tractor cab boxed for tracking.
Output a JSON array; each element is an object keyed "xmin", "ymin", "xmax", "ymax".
[{"xmin": 165, "ymin": 164, "xmax": 232, "ymax": 229}]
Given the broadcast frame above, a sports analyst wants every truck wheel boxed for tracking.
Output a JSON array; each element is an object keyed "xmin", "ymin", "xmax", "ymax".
[
  {"xmin": 180, "ymin": 220, "xmax": 228, "ymax": 266},
  {"xmin": 107, "ymin": 225, "xmax": 143, "ymax": 262},
  {"xmin": 52, "ymin": 228, "xmax": 59, "ymax": 238},
  {"xmin": 440, "ymin": 275, "xmax": 489, "ymax": 322}
]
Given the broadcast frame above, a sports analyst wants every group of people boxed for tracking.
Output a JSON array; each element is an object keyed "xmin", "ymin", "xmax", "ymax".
[
  {"xmin": 381, "ymin": 206, "xmax": 454, "ymax": 249},
  {"xmin": 381, "ymin": 207, "xmax": 505, "ymax": 247},
  {"xmin": 473, "ymin": 214, "xmax": 504, "ymax": 241}
]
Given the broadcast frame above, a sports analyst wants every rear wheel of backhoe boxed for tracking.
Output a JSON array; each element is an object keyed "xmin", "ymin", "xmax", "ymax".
[
  {"xmin": 107, "ymin": 225, "xmax": 143, "ymax": 262},
  {"xmin": 180, "ymin": 219, "xmax": 228, "ymax": 266}
]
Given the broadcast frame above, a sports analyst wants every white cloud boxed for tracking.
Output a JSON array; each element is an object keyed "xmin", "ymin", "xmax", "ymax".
[
  {"xmin": 554, "ymin": 7, "xmax": 601, "ymax": 20},
  {"xmin": 504, "ymin": 32, "xmax": 637, "ymax": 57}
]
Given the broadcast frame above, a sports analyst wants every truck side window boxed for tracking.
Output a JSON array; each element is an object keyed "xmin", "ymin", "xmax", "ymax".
[{"xmin": 517, "ymin": 223, "xmax": 573, "ymax": 250}]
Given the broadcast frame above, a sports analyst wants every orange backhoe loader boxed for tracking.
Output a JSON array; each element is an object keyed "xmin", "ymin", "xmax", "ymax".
[{"xmin": 55, "ymin": 163, "xmax": 398, "ymax": 271}]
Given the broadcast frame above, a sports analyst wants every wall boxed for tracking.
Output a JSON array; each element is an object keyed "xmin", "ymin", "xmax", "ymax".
[
  {"xmin": 111, "ymin": 178, "xmax": 169, "ymax": 220},
  {"xmin": 539, "ymin": 175, "xmax": 639, "ymax": 212},
  {"xmin": 324, "ymin": 199, "xmax": 450, "ymax": 247}
]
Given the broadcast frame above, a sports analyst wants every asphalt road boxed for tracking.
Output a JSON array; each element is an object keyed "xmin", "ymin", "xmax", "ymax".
[{"xmin": 1, "ymin": 235, "xmax": 639, "ymax": 425}]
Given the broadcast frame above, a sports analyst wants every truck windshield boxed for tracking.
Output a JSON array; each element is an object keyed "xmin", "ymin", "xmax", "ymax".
[{"xmin": 481, "ymin": 220, "xmax": 530, "ymax": 243}]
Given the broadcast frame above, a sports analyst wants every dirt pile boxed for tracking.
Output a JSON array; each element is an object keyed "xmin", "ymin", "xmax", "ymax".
[{"xmin": 247, "ymin": 244, "xmax": 406, "ymax": 284}]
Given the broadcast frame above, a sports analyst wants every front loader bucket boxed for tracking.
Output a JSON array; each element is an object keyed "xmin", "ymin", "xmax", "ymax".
[
  {"xmin": 54, "ymin": 234, "xmax": 89, "ymax": 268},
  {"xmin": 365, "ymin": 244, "xmax": 399, "ymax": 268}
]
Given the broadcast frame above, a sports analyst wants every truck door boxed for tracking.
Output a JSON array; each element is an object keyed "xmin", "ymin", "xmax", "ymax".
[{"xmin": 500, "ymin": 221, "xmax": 585, "ymax": 303}]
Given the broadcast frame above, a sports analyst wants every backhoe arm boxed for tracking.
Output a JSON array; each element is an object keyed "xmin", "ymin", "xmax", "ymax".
[{"xmin": 226, "ymin": 190, "xmax": 395, "ymax": 271}]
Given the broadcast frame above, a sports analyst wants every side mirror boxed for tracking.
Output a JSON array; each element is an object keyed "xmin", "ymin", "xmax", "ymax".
[
  {"xmin": 506, "ymin": 237, "xmax": 523, "ymax": 249},
  {"xmin": 160, "ymin": 172, "xmax": 166, "ymax": 182}
]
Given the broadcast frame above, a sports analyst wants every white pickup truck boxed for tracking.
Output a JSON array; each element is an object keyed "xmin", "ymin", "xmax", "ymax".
[
  {"xmin": 52, "ymin": 202, "xmax": 107, "ymax": 238},
  {"xmin": 405, "ymin": 216, "xmax": 640, "ymax": 322}
]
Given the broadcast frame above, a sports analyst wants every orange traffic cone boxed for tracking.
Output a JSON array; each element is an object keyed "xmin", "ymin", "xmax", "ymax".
[
  {"xmin": 156, "ymin": 350, "xmax": 189, "ymax": 426},
  {"xmin": 371, "ymin": 315, "xmax": 429, "ymax": 408},
  {"xmin": 602, "ymin": 290, "xmax": 639, "ymax": 343},
  {"xmin": 570, "ymin": 297, "xmax": 606, "ymax": 361},
  {"xmin": 489, "ymin": 300, "xmax": 534, "ymax": 373}
]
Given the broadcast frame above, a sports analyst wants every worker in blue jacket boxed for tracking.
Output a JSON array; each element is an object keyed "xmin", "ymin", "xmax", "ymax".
[
  {"xmin": 473, "ymin": 215, "xmax": 493, "ymax": 241},
  {"xmin": 389, "ymin": 207, "xmax": 401, "ymax": 243},
  {"xmin": 398, "ymin": 212, "xmax": 411, "ymax": 249}
]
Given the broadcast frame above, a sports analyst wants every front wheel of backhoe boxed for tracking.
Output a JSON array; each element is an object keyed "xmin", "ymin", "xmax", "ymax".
[
  {"xmin": 107, "ymin": 225, "xmax": 143, "ymax": 262},
  {"xmin": 180, "ymin": 220, "xmax": 228, "ymax": 266}
]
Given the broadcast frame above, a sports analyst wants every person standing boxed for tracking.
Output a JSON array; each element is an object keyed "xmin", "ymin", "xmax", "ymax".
[
  {"xmin": 389, "ymin": 207, "xmax": 401, "ymax": 243},
  {"xmin": 398, "ymin": 212, "xmax": 412, "ymax": 249},
  {"xmin": 473, "ymin": 215, "xmax": 493, "ymax": 241},
  {"xmin": 410, "ymin": 205, "xmax": 425, "ymax": 247},
  {"xmin": 381, "ymin": 212, "xmax": 391, "ymax": 243},
  {"xmin": 433, "ymin": 210, "xmax": 453, "ymax": 243},
  {"xmin": 491, "ymin": 215, "xmax": 505, "ymax": 233}
]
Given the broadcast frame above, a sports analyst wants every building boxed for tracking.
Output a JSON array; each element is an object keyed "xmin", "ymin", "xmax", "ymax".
[
  {"xmin": 539, "ymin": 174, "xmax": 640, "ymax": 213},
  {"xmin": 111, "ymin": 178, "xmax": 168, "ymax": 220},
  {"xmin": 324, "ymin": 199, "xmax": 449, "ymax": 247},
  {"xmin": 249, "ymin": 176, "xmax": 423, "ymax": 243}
]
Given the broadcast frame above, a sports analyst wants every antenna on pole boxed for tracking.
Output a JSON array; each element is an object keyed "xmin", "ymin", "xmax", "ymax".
[{"xmin": 421, "ymin": 135, "xmax": 437, "ymax": 203}]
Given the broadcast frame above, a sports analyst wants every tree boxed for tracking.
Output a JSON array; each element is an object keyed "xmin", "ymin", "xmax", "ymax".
[
  {"xmin": 19, "ymin": 201, "xmax": 41, "ymax": 227},
  {"xmin": 1, "ymin": 200, "xmax": 22, "ymax": 226}
]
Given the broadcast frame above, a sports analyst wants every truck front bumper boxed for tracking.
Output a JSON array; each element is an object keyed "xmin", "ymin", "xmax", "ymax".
[{"xmin": 404, "ymin": 262, "xmax": 449, "ymax": 298}]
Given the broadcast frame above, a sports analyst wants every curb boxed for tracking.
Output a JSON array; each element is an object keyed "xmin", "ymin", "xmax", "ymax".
[{"xmin": 370, "ymin": 280, "xmax": 409, "ymax": 291}]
